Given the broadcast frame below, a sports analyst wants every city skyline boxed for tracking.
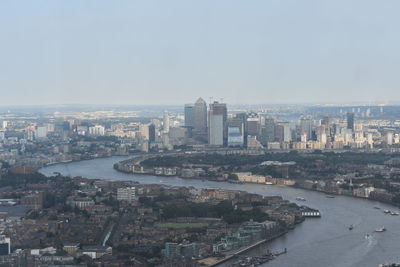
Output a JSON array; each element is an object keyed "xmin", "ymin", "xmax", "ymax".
[{"xmin": 1, "ymin": 1, "xmax": 400, "ymax": 106}]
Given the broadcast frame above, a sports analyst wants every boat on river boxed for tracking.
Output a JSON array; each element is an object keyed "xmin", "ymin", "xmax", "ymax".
[
  {"xmin": 375, "ymin": 227, "xmax": 386, "ymax": 232},
  {"xmin": 296, "ymin": 197, "xmax": 306, "ymax": 201},
  {"xmin": 348, "ymin": 225, "xmax": 353, "ymax": 230}
]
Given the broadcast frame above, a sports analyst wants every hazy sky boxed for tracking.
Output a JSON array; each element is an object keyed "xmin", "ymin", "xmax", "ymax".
[{"xmin": 1, "ymin": 1, "xmax": 400, "ymax": 106}]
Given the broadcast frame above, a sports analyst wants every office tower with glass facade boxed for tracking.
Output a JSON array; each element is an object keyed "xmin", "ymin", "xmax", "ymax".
[
  {"xmin": 227, "ymin": 118, "xmax": 245, "ymax": 147},
  {"xmin": 193, "ymin": 98, "xmax": 208, "ymax": 142},
  {"xmin": 208, "ymin": 102, "xmax": 227, "ymax": 146},
  {"xmin": 347, "ymin": 112, "xmax": 355, "ymax": 131},
  {"xmin": 184, "ymin": 104, "xmax": 195, "ymax": 128}
]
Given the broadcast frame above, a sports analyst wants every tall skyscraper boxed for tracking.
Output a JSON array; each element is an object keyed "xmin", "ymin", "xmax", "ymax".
[
  {"xmin": 184, "ymin": 104, "xmax": 195, "ymax": 128},
  {"xmin": 148, "ymin": 124, "xmax": 156, "ymax": 142},
  {"xmin": 347, "ymin": 112, "xmax": 355, "ymax": 131},
  {"xmin": 227, "ymin": 118, "xmax": 245, "ymax": 147},
  {"xmin": 260, "ymin": 118, "xmax": 275, "ymax": 146},
  {"xmin": 208, "ymin": 101, "xmax": 227, "ymax": 146},
  {"xmin": 193, "ymin": 98, "xmax": 208, "ymax": 142},
  {"xmin": 235, "ymin": 113, "xmax": 248, "ymax": 147},
  {"xmin": 246, "ymin": 112, "xmax": 260, "ymax": 136},
  {"xmin": 274, "ymin": 124, "xmax": 284, "ymax": 142},
  {"xmin": 163, "ymin": 114, "xmax": 170, "ymax": 133},
  {"xmin": 300, "ymin": 116, "xmax": 313, "ymax": 140},
  {"xmin": 281, "ymin": 121, "xmax": 292, "ymax": 142}
]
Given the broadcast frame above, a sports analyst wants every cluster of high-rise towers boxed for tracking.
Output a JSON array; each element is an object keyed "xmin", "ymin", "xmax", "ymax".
[
  {"xmin": 184, "ymin": 98, "xmax": 291, "ymax": 148},
  {"xmin": 184, "ymin": 98, "xmax": 250, "ymax": 147},
  {"xmin": 183, "ymin": 99, "xmax": 399, "ymax": 150}
]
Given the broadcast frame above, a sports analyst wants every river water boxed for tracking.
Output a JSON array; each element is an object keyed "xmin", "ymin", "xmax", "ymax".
[{"xmin": 39, "ymin": 156, "xmax": 400, "ymax": 267}]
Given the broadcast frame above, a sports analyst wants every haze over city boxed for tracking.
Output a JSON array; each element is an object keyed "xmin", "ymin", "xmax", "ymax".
[
  {"xmin": 3, "ymin": 2, "xmax": 400, "ymax": 266},
  {"xmin": 1, "ymin": 0, "xmax": 400, "ymax": 106}
]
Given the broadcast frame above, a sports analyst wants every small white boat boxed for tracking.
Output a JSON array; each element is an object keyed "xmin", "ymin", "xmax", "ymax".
[
  {"xmin": 383, "ymin": 209, "xmax": 391, "ymax": 214},
  {"xmin": 390, "ymin": 211, "xmax": 399, "ymax": 216},
  {"xmin": 375, "ymin": 227, "xmax": 386, "ymax": 232},
  {"xmin": 296, "ymin": 197, "xmax": 306, "ymax": 201}
]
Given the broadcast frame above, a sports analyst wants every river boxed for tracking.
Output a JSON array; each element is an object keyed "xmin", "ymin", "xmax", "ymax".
[{"xmin": 39, "ymin": 156, "xmax": 400, "ymax": 267}]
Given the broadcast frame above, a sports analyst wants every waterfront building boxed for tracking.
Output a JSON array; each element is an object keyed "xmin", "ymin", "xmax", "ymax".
[
  {"xmin": 213, "ymin": 221, "xmax": 278, "ymax": 253},
  {"xmin": 161, "ymin": 242, "xmax": 199, "ymax": 259},
  {"xmin": 235, "ymin": 172, "xmax": 268, "ymax": 183},
  {"xmin": 208, "ymin": 101, "xmax": 227, "ymax": 146}
]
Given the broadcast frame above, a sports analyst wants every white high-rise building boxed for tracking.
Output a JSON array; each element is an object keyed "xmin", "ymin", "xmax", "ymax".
[
  {"xmin": 282, "ymin": 122, "xmax": 292, "ymax": 142},
  {"xmin": 300, "ymin": 132, "xmax": 307, "ymax": 143},
  {"xmin": 386, "ymin": 132, "xmax": 393, "ymax": 146},
  {"xmin": 35, "ymin": 126, "xmax": 48, "ymax": 139},
  {"xmin": 88, "ymin": 125, "xmax": 105, "ymax": 136},
  {"xmin": 117, "ymin": 187, "xmax": 136, "ymax": 203},
  {"xmin": 394, "ymin": 134, "xmax": 399, "ymax": 144},
  {"xmin": 367, "ymin": 132, "xmax": 374, "ymax": 148},
  {"xmin": 163, "ymin": 114, "xmax": 170, "ymax": 133},
  {"xmin": 318, "ymin": 132, "xmax": 327, "ymax": 144}
]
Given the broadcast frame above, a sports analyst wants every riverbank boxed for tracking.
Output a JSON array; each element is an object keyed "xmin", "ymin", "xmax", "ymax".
[
  {"xmin": 39, "ymin": 156, "xmax": 400, "ymax": 267},
  {"xmin": 113, "ymin": 153, "xmax": 400, "ymax": 210},
  {"xmin": 201, "ymin": 230, "xmax": 288, "ymax": 267},
  {"xmin": 114, "ymin": 159, "xmax": 400, "ymax": 209}
]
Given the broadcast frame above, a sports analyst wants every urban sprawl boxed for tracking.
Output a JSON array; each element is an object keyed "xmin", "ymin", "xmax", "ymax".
[{"xmin": 1, "ymin": 100, "xmax": 400, "ymax": 266}]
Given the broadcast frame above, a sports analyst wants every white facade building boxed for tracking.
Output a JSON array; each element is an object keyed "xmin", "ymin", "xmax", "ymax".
[{"xmin": 117, "ymin": 187, "xmax": 136, "ymax": 203}]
